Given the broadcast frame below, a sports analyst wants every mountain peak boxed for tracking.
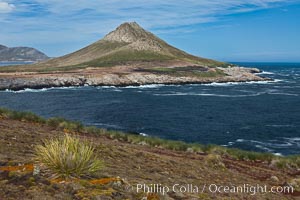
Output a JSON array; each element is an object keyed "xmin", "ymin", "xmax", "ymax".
[
  {"xmin": 120, "ymin": 21, "xmax": 141, "ymax": 29},
  {"xmin": 103, "ymin": 22, "xmax": 151, "ymax": 43},
  {"xmin": 19, "ymin": 22, "xmax": 223, "ymax": 68}
]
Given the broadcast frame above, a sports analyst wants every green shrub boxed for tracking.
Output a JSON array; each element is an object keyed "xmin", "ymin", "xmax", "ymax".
[
  {"xmin": 188, "ymin": 144, "xmax": 205, "ymax": 153},
  {"xmin": 46, "ymin": 117, "xmax": 66, "ymax": 128},
  {"xmin": 203, "ymin": 145, "xmax": 227, "ymax": 155},
  {"xmin": 0, "ymin": 107, "xmax": 9, "ymax": 115},
  {"xmin": 58, "ymin": 121, "xmax": 84, "ymax": 132},
  {"xmin": 163, "ymin": 140, "xmax": 189, "ymax": 151},
  {"xmin": 0, "ymin": 109, "xmax": 45, "ymax": 123},
  {"xmin": 84, "ymin": 126, "xmax": 99, "ymax": 134},
  {"xmin": 35, "ymin": 134, "xmax": 103, "ymax": 179},
  {"xmin": 226, "ymin": 148, "xmax": 274, "ymax": 162},
  {"xmin": 46, "ymin": 117, "xmax": 83, "ymax": 132}
]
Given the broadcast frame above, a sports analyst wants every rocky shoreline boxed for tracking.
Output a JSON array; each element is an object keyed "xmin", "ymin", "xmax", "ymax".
[{"xmin": 0, "ymin": 66, "xmax": 271, "ymax": 91}]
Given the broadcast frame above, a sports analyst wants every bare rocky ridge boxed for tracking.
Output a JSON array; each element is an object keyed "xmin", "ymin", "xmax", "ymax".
[
  {"xmin": 0, "ymin": 22, "xmax": 269, "ymax": 90},
  {"xmin": 103, "ymin": 22, "xmax": 165, "ymax": 52},
  {"xmin": 104, "ymin": 22, "xmax": 153, "ymax": 43}
]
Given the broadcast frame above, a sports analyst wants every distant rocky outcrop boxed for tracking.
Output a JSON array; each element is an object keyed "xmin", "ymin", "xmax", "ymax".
[
  {"xmin": 0, "ymin": 45, "xmax": 49, "ymax": 62},
  {"xmin": 0, "ymin": 45, "xmax": 7, "ymax": 51}
]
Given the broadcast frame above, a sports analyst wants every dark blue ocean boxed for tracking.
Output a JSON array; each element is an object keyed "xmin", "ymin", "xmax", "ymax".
[{"xmin": 0, "ymin": 62, "xmax": 299, "ymax": 155}]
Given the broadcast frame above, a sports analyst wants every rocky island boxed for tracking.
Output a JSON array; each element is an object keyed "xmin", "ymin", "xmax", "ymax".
[{"xmin": 0, "ymin": 22, "xmax": 268, "ymax": 90}]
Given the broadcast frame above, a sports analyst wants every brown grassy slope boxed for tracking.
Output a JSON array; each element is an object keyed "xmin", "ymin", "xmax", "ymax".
[{"xmin": 0, "ymin": 117, "xmax": 299, "ymax": 199}]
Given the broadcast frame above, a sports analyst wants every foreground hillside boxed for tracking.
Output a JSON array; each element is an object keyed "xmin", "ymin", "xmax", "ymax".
[
  {"xmin": 0, "ymin": 22, "xmax": 268, "ymax": 90},
  {"xmin": 0, "ymin": 109, "xmax": 299, "ymax": 199}
]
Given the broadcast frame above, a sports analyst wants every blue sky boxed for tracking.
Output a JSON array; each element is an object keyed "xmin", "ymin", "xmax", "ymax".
[{"xmin": 0, "ymin": 0, "xmax": 300, "ymax": 62}]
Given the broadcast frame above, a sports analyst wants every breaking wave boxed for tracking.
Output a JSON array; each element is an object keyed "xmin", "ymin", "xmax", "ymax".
[
  {"xmin": 2, "ymin": 86, "xmax": 85, "ymax": 93},
  {"xmin": 258, "ymin": 71, "xmax": 274, "ymax": 75},
  {"xmin": 203, "ymin": 79, "xmax": 282, "ymax": 87}
]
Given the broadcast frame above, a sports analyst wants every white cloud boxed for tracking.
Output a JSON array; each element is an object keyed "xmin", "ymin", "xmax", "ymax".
[
  {"xmin": 4, "ymin": 0, "xmax": 293, "ymax": 38},
  {"xmin": 2, "ymin": 0, "xmax": 299, "ymax": 56},
  {"xmin": 0, "ymin": 1, "xmax": 15, "ymax": 13},
  {"xmin": 6, "ymin": 1, "xmax": 298, "ymax": 29}
]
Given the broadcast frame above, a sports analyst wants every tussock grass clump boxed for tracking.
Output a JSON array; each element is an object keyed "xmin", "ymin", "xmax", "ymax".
[
  {"xmin": 35, "ymin": 134, "xmax": 103, "ymax": 179},
  {"xmin": 204, "ymin": 154, "xmax": 225, "ymax": 169},
  {"xmin": 273, "ymin": 156, "xmax": 300, "ymax": 169}
]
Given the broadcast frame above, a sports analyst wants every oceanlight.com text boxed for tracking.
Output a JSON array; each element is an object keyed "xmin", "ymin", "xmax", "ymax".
[{"xmin": 135, "ymin": 183, "xmax": 294, "ymax": 196}]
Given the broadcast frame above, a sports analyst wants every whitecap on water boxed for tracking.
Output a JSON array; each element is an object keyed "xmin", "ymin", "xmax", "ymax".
[
  {"xmin": 285, "ymin": 137, "xmax": 300, "ymax": 141},
  {"xmin": 250, "ymin": 140, "xmax": 293, "ymax": 148},
  {"xmin": 266, "ymin": 124, "xmax": 296, "ymax": 128},
  {"xmin": 153, "ymin": 92, "xmax": 263, "ymax": 98},
  {"xmin": 139, "ymin": 133, "xmax": 149, "ymax": 137},
  {"xmin": 283, "ymin": 137, "xmax": 300, "ymax": 146},
  {"xmin": 123, "ymin": 84, "xmax": 164, "ymax": 89},
  {"xmin": 204, "ymin": 82, "xmax": 240, "ymax": 86},
  {"xmin": 203, "ymin": 80, "xmax": 282, "ymax": 87},
  {"xmin": 235, "ymin": 138, "xmax": 293, "ymax": 150},
  {"xmin": 255, "ymin": 145, "xmax": 273, "ymax": 152},
  {"xmin": 87, "ymin": 122, "xmax": 122, "ymax": 129},
  {"xmin": 258, "ymin": 71, "xmax": 274, "ymax": 75},
  {"xmin": 2, "ymin": 86, "xmax": 87, "ymax": 93},
  {"xmin": 9, "ymin": 88, "xmax": 50, "ymax": 93},
  {"xmin": 267, "ymin": 92, "xmax": 298, "ymax": 96},
  {"xmin": 97, "ymin": 86, "xmax": 117, "ymax": 89}
]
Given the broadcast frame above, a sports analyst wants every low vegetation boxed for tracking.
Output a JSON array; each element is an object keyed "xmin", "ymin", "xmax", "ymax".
[
  {"xmin": 139, "ymin": 66, "xmax": 226, "ymax": 78},
  {"xmin": 1, "ymin": 107, "xmax": 299, "ymax": 170},
  {"xmin": 35, "ymin": 134, "xmax": 103, "ymax": 178},
  {"xmin": 81, "ymin": 50, "xmax": 174, "ymax": 68},
  {"xmin": 0, "ymin": 108, "xmax": 46, "ymax": 123}
]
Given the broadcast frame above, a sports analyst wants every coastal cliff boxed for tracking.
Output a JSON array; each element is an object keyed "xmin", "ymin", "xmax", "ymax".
[{"xmin": 0, "ymin": 66, "xmax": 267, "ymax": 90}]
